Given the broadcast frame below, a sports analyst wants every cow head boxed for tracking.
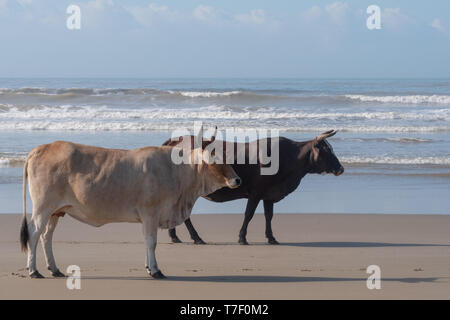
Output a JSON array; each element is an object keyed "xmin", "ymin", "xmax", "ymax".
[
  {"xmin": 195, "ymin": 126, "xmax": 241, "ymax": 190},
  {"xmin": 203, "ymin": 156, "xmax": 241, "ymax": 189},
  {"xmin": 309, "ymin": 130, "xmax": 344, "ymax": 176}
]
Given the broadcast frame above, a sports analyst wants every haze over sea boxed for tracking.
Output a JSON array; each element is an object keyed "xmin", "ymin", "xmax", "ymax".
[{"xmin": 0, "ymin": 78, "xmax": 449, "ymax": 214}]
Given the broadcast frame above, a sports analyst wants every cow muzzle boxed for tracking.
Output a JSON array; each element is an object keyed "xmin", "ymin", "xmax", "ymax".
[
  {"xmin": 227, "ymin": 177, "xmax": 241, "ymax": 189},
  {"xmin": 334, "ymin": 166, "xmax": 344, "ymax": 176}
]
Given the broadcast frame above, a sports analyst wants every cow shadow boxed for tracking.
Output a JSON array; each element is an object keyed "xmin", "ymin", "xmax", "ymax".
[
  {"xmin": 82, "ymin": 275, "xmax": 442, "ymax": 284},
  {"xmin": 165, "ymin": 275, "xmax": 441, "ymax": 284},
  {"xmin": 278, "ymin": 242, "xmax": 450, "ymax": 248},
  {"xmin": 196, "ymin": 241, "xmax": 450, "ymax": 248}
]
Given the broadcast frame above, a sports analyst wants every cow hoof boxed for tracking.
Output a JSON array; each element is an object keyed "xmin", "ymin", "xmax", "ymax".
[
  {"xmin": 193, "ymin": 238, "xmax": 206, "ymax": 245},
  {"xmin": 268, "ymin": 238, "xmax": 280, "ymax": 245},
  {"xmin": 51, "ymin": 270, "xmax": 66, "ymax": 277},
  {"xmin": 171, "ymin": 237, "xmax": 182, "ymax": 244},
  {"xmin": 30, "ymin": 271, "xmax": 44, "ymax": 279},
  {"xmin": 151, "ymin": 271, "xmax": 166, "ymax": 279},
  {"xmin": 239, "ymin": 238, "xmax": 249, "ymax": 245}
]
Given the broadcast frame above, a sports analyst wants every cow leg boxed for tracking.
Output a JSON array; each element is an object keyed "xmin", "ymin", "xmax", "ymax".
[
  {"xmin": 185, "ymin": 218, "xmax": 206, "ymax": 244},
  {"xmin": 238, "ymin": 198, "xmax": 260, "ymax": 245},
  {"xmin": 27, "ymin": 209, "xmax": 51, "ymax": 278},
  {"xmin": 40, "ymin": 215, "xmax": 65, "ymax": 277},
  {"xmin": 142, "ymin": 217, "xmax": 165, "ymax": 279},
  {"xmin": 168, "ymin": 219, "xmax": 206, "ymax": 244},
  {"xmin": 168, "ymin": 227, "xmax": 182, "ymax": 243},
  {"xmin": 263, "ymin": 200, "xmax": 279, "ymax": 245}
]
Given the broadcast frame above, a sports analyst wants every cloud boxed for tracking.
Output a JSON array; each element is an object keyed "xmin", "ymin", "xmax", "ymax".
[
  {"xmin": 302, "ymin": 5, "xmax": 322, "ymax": 21},
  {"xmin": 382, "ymin": 8, "xmax": 414, "ymax": 29},
  {"xmin": 16, "ymin": 0, "xmax": 32, "ymax": 6},
  {"xmin": 125, "ymin": 4, "xmax": 277, "ymax": 30},
  {"xmin": 0, "ymin": 0, "xmax": 7, "ymax": 12},
  {"xmin": 86, "ymin": 0, "xmax": 114, "ymax": 11},
  {"xmin": 125, "ymin": 3, "xmax": 179, "ymax": 27},
  {"xmin": 194, "ymin": 6, "xmax": 277, "ymax": 29},
  {"xmin": 193, "ymin": 5, "xmax": 217, "ymax": 22},
  {"xmin": 235, "ymin": 9, "xmax": 266, "ymax": 25},
  {"xmin": 324, "ymin": 1, "xmax": 348, "ymax": 25},
  {"xmin": 431, "ymin": 18, "xmax": 446, "ymax": 33},
  {"xmin": 301, "ymin": 2, "xmax": 348, "ymax": 25},
  {"xmin": 76, "ymin": 0, "xmax": 115, "ymax": 29}
]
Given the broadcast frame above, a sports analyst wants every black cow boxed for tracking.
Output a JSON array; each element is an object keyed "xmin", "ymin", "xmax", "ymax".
[{"xmin": 163, "ymin": 130, "xmax": 344, "ymax": 245}]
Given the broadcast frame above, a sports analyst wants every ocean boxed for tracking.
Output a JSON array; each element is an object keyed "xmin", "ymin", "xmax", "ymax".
[{"xmin": 0, "ymin": 78, "xmax": 449, "ymax": 214}]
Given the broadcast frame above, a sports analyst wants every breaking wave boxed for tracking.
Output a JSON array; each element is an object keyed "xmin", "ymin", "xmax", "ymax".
[
  {"xmin": 2, "ymin": 153, "xmax": 449, "ymax": 169},
  {"xmin": 3, "ymin": 88, "xmax": 450, "ymax": 107},
  {"xmin": 345, "ymin": 94, "xmax": 450, "ymax": 105},
  {"xmin": 0, "ymin": 87, "xmax": 162, "ymax": 96},
  {"xmin": 171, "ymin": 90, "xmax": 243, "ymax": 98},
  {"xmin": 341, "ymin": 156, "xmax": 450, "ymax": 166},
  {"xmin": 0, "ymin": 104, "xmax": 449, "ymax": 132},
  {"xmin": 0, "ymin": 153, "xmax": 26, "ymax": 168},
  {"xmin": 0, "ymin": 104, "xmax": 449, "ymax": 121}
]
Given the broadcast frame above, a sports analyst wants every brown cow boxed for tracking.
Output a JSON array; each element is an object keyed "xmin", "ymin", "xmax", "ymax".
[{"xmin": 20, "ymin": 134, "xmax": 240, "ymax": 279}]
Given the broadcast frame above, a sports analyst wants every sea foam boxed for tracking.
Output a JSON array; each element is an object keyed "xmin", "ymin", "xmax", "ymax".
[{"xmin": 345, "ymin": 94, "xmax": 450, "ymax": 105}]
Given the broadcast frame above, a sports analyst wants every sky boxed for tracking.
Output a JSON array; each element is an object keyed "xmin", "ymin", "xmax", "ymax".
[{"xmin": 0, "ymin": 0, "xmax": 449, "ymax": 78}]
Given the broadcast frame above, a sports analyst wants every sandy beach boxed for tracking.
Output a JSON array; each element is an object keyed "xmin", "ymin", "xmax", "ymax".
[{"xmin": 0, "ymin": 213, "xmax": 449, "ymax": 299}]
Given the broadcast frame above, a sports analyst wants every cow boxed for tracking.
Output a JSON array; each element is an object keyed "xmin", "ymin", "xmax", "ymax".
[
  {"xmin": 19, "ymin": 134, "xmax": 240, "ymax": 279},
  {"xmin": 164, "ymin": 130, "xmax": 344, "ymax": 245}
]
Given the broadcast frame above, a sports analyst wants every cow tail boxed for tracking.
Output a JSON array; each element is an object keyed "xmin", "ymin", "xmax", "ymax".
[{"xmin": 20, "ymin": 157, "xmax": 29, "ymax": 252}]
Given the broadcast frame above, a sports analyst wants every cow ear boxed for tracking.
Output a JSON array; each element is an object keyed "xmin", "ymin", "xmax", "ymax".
[
  {"xmin": 202, "ymin": 149, "xmax": 213, "ymax": 164},
  {"xmin": 311, "ymin": 143, "xmax": 319, "ymax": 162},
  {"xmin": 195, "ymin": 124, "xmax": 204, "ymax": 149},
  {"xmin": 210, "ymin": 126, "xmax": 217, "ymax": 143}
]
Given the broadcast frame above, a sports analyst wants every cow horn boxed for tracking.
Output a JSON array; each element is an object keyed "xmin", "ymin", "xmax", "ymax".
[
  {"xmin": 316, "ymin": 130, "xmax": 337, "ymax": 141},
  {"xmin": 195, "ymin": 124, "xmax": 204, "ymax": 148},
  {"xmin": 210, "ymin": 126, "xmax": 217, "ymax": 142}
]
